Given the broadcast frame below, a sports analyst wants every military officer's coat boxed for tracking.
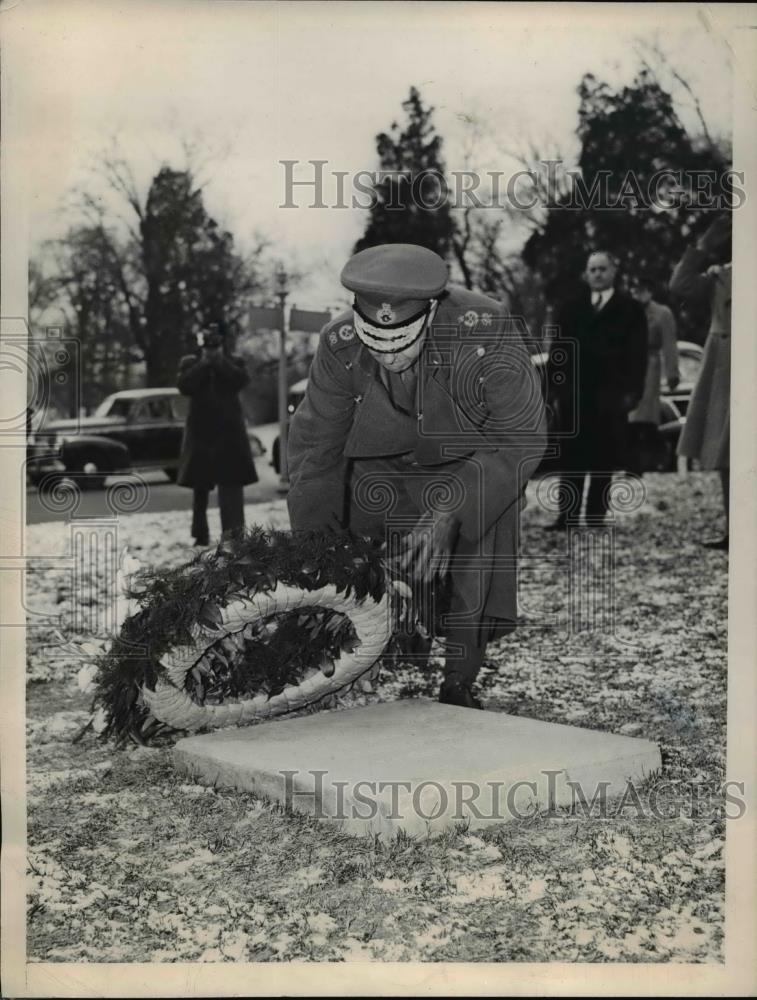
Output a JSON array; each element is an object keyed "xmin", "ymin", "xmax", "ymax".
[{"xmin": 287, "ymin": 286, "xmax": 547, "ymax": 633}]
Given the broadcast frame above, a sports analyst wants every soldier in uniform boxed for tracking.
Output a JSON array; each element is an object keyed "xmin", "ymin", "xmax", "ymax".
[{"xmin": 287, "ymin": 244, "xmax": 547, "ymax": 708}]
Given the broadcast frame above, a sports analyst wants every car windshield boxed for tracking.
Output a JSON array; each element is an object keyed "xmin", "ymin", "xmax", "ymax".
[{"xmin": 94, "ymin": 397, "xmax": 133, "ymax": 418}]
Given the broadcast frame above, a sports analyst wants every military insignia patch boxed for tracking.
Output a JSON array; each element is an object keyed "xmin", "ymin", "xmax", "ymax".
[
  {"xmin": 338, "ymin": 324, "xmax": 355, "ymax": 341},
  {"xmin": 328, "ymin": 331, "xmax": 338, "ymax": 346},
  {"xmin": 378, "ymin": 303, "xmax": 396, "ymax": 325},
  {"xmin": 461, "ymin": 310, "xmax": 479, "ymax": 328},
  {"xmin": 481, "ymin": 312, "xmax": 492, "ymax": 326}
]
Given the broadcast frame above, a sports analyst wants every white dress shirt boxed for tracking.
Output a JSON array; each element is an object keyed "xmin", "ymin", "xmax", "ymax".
[{"xmin": 592, "ymin": 288, "xmax": 615, "ymax": 311}]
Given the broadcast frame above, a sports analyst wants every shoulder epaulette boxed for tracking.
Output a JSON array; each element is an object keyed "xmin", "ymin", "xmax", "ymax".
[{"xmin": 322, "ymin": 312, "xmax": 359, "ymax": 352}]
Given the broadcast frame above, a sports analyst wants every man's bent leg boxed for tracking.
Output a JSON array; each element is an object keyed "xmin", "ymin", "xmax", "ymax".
[{"xmin": 439, "ymin": 579, "xmax": 486, "ymax": 708}]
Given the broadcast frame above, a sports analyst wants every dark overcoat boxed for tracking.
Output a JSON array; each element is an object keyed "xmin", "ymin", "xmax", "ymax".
[
  {"xmin": 547, "ymin": 289, "xmax": 648, "ymax": 470},
  {"xmin": 176, "ymin": 351, "xmax": 258, "ymax": 489},
  {"xmin": 287, "ymin": 286, "xmax": 547, "ymax": 632}
]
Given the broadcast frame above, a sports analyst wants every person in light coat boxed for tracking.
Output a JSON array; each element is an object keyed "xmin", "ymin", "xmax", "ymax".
[
  {"xmin": 670, "ymin": 216, "xmax": 731, "ymax": 549},
  {"xmin": 628, "ymin": 278, "xmax": 680, "ymax": 472}
]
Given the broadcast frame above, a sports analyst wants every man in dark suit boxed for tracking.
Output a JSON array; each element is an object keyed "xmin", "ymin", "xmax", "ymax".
[{"xmin": 546, "ymin": 251, "xmax": 648, "ymax": 528}]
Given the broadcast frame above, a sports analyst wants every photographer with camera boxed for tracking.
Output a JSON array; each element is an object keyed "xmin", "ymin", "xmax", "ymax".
[{"xmin": 176, "ymin": 322, "xmax": 257, "ymax": 546}]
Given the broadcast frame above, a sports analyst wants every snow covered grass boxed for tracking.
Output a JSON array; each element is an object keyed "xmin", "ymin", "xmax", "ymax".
[{"xmin": 24, "ymin": 472, "xmax": 728, "ymax": 962}]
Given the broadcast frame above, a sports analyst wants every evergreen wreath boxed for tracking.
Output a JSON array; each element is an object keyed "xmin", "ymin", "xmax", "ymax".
[{"xmin": 81, "ymin": 528, "xmax": 417, "ymax": 745}]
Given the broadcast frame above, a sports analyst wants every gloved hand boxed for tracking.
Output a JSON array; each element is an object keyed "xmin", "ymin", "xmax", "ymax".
[
  {"xmin": 394, "ymin": 510, "xmax": 460, "ymax": 584},
  {"xmin": 696, "ymin": 215, "xmax": 731, "ymax": 256}
]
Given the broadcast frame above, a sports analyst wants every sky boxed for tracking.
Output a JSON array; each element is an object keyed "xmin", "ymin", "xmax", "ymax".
[{"xmin": 5, "ymin": 0, "xmax": 737, "ymax": 309}]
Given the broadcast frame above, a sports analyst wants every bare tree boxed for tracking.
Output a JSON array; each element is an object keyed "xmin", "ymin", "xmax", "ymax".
[
  {"xmin": 634, "ymin": 36, "xmax": 731, "ymax": 164},
  {"xmin": 37, "ymin": 143, "xmax": 270, "ymax": 387}
]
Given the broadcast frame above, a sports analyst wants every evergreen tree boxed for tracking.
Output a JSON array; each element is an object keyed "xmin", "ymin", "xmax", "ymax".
[
  {"xmin": 141, "ymin": 168, "xmax": 243, "ymax": 384},
  {"xmin": 522, "ymin": 70, "xmax": 731, "ymax": 311},
  {"xmin": 354, "ymin": 87, "xmax": 455, "ymax": 258}
]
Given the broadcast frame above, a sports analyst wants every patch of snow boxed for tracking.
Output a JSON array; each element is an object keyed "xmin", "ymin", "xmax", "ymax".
[{"xmin": 164, "ymin": 848, "xmax": 221, "ymax": 875}]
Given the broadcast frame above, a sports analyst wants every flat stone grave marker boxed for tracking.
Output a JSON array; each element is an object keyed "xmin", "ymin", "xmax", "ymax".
[{"xmin": 173, "ymin": 700, "xmax": 661, "ymax": 837}]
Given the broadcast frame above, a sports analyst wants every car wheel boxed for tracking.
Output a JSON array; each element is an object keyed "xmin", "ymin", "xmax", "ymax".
[
  {"xmin": 78, "ymin": 459, "xmax": 107, "ymax": 490},
  {"xmin": 36, "ymin": 471, "xmax": 63, "ymax": 495}
]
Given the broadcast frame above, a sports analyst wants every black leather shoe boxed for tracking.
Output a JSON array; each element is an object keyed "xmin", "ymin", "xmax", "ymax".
[
  {"xmin": 702, "ymin": 535, "xmax": 728, "ymax": 551},
  {"xmin": 439, "ymin": 677, "xmax": 482, "ymax": 709},
  {"xmin": 193, "ymin": 536, "xmax": 210, "ymax": 547}
]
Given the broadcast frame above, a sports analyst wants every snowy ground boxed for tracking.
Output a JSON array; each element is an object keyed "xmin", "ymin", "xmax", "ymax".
[{"xmin": 24, "ymin": 472, "xmax": 728, "ymax": 962}]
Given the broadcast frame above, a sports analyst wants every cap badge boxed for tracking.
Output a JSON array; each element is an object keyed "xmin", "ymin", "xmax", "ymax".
[{"xmin": 378, "ymin": 303, "xmax": 396, "ymax": 325}]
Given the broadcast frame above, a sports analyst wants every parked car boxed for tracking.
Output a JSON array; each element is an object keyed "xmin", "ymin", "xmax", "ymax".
[
  {"xmin": 27, "ymin": 387, "xmax": 265, "ymax": 490},
  {"xmin": 271, "ymin": 378, "xmax": 308, "ymax": 475}
]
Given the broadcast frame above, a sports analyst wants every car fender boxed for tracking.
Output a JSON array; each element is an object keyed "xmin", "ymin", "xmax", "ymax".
[{"xmin": 60, "ymin": 435, "xmax": 131, "ymax": 470}]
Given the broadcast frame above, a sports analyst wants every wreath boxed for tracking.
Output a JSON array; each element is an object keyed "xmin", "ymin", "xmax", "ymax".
[{"xmin": 78, "ymin": 528, "xmax": 418, "ymax": 745}]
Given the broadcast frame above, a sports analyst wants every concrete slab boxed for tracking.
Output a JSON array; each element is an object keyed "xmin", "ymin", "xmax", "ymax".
[{"xmin": 173, "ymin": 700, "xmax": 661, "ymax": 837}]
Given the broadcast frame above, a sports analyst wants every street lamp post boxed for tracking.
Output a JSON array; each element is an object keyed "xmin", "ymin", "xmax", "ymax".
[{"xmin": 275, "ymin": 264, "xmax": 290, "ymax": 493}]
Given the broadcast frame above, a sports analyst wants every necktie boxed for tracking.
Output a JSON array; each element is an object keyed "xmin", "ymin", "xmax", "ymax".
[
  {"xmin": 380, "ymin": 365, "xmax": 418, "ymax": 414},
  {"xmin": 593, "ymin": 292, "xmax": 603, "ymax": 312},
  {"xmin": 397, "ymin": 367, "xmax": 418, "ymax": 412}
]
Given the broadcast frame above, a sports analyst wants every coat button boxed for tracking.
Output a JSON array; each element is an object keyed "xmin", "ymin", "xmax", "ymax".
[
  {"xmin": 417, "ymin": 412, "xmax": 423, "ymax": 420},
  {"xmin": 355, "ymin": 395, "xmax": 363, "ymax": 403},
  {"xmin": 476, "ymin": 346, "xmax": 486, "ymax": 357}
]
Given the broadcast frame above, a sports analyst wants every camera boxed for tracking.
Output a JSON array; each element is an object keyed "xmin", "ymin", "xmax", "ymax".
[{"xmin": 197, "ymin": 325, "xmax": 224, "ymax": 351}]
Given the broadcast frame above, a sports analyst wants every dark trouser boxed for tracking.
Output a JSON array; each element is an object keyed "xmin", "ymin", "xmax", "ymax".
[
  {"xmin": 558, "ymin": 471, "xmax": 613, "ymax": 520},
  {"xmin": 191, "ymin": 484, "xmax": 245, "ymax": 542},
  {"xmin": 627, "ymin": 421, "xmax": 657, "ymax": 475},
  {"xmin": 391, "ymin": 585, "xmax": 491, "ymax": 686}
]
